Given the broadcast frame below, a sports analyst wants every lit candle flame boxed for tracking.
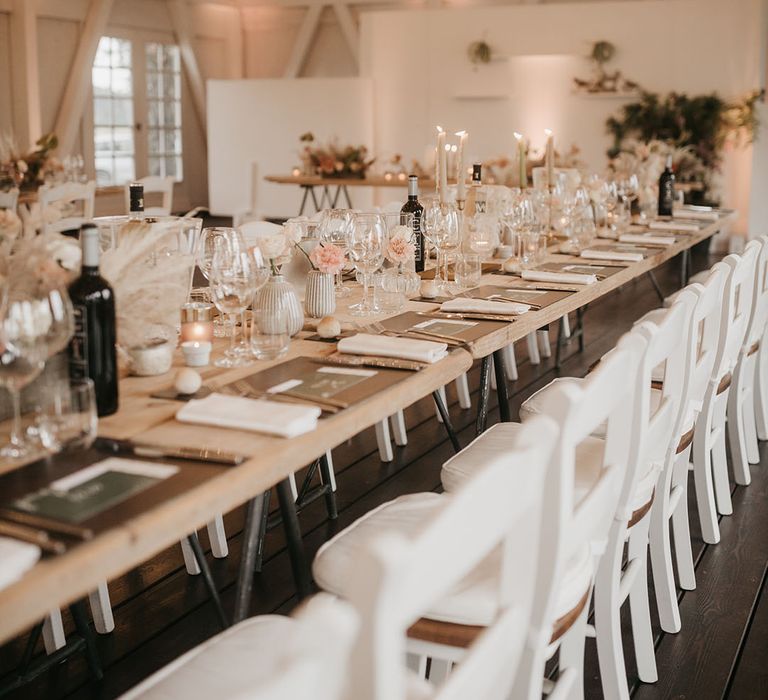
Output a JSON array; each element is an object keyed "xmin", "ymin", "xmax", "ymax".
[
  {"xmin": 455, "ymin": 130, "xmax": 467, "ymax": 137},
  {"xmin": 436, "ymin": 125, "xmax": 444, "ymax": 133},
  {"xmin": 514, "ymin": 132, "xmax": 523, "ymax": 142},
  {"xmin": 544, "ymin": 128, "xmax": 553, "ymax": 137}
]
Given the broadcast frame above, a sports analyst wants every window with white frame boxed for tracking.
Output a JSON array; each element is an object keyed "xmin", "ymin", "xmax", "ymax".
[
  {"xmin": 145, "ymin": 42, "xmax": 183, "ymax": 181},
  {"xmin": 91, "ymin": 36, "xmax": 183, "ymax": 187},
  {"xmin": 92, "ymin": 37, "xmax": 136, "ymax": 186}
]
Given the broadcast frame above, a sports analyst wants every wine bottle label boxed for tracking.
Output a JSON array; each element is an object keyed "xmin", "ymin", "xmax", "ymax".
[{"xmin": 69, "ymin": 306, "xmax": 89, "ymax": 379}]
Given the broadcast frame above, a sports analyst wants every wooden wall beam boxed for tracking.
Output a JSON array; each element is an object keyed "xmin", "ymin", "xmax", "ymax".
[
  {"xmin": 9, "ymin": 0, "xmax": 42, "ymax": 149},
  {"xmin": 332, "ymin": 2, "xmax": 359, "ymax": 66},
  {"xmin": 167, "ymin": 0, "xmax": 208, "ymax": 134},
  {"xmin": 53, "ymin": 0, "xmax": 114, "ymax": 156},
  {"xmin": 283, "ymin": 3, "xmax": 323, "ymax": 78}
]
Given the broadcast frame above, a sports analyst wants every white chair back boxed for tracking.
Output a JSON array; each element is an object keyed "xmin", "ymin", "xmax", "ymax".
[
  {"xmin": 344, "ymin": 416, "xmax": 558, "ymax": 700},
  {"xmin": 125, "ymin": 176, "xmax": 174, "ymax": 217},
  {"xmin": 518, "ymin": 335, "xmax": 643, "ymax": 655},
  {"xmin": 714, "ymin": 240, "xmax": 761, "ymax": 380},
  {"xmin": 38, "ymin": 181, "xmax": 96, "ymax": 234},
  {"xmin": 627, "ymin": 299, "xmax": 693, "ymax": 506},
  {"xmin": 677, "ymin": 264, "xmax": 729, "ymax": 426},
  {"xmin": 0, "ymin": 188, "xmax": 19, "ymax": 211},
  {"xmin": 742, "ymin": 235, "xmax": 768, "ymax": 355}
]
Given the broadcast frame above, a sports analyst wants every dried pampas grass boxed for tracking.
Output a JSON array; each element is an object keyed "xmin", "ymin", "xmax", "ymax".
[{"xmin": 100, "ymin": 219, "xmax": 195, "ymax": 350}]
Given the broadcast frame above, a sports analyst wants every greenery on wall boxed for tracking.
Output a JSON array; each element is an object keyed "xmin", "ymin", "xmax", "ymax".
[{"xmin": 606, "ymin": 89, "xmax": 763, "ymax": 201}]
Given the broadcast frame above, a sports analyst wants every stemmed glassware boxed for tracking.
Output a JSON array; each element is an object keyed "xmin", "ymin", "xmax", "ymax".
[
  {"xmin": 0, "ymin": 286, "xmax": 73, "ymax": 459},
  {"xmin": 422, "ymin": 198, "xmax": 460, "ymax": 293},
  {"xmin": 504, "ymin": 192, "xmax": 543, "ymax": 271},
  {"xmin": 348, "ymin": 213, "xmax": 386, "ymax": 316},
  {"xmin": 318, "ymin": 210, "xmax": 353, "ymax": 297},
  {"xmin": 209, "ymin": 239, "xmax": 257, "ymax": 367}
]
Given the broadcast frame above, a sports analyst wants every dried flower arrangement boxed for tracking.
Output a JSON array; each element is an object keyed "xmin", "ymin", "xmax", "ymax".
[
  {"xmin": 298, "ymin": 133, "xmax": 375, "ymax": 179},
  {"xmin": 99, "ymin": 219, "xmax": 195, "ymax": 354},
  {"xmin": 0, "ymin": 133, "xmax": 62, "ymax": 192}
]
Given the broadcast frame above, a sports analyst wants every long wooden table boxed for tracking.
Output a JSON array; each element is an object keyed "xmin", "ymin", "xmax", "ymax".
[
  {"xmin": 0, "ymin": 213, "xmax": 732, "ymax": 646},
  {"xmin": 265, "ymin": 173, "xmax": 439, "ymax": 215}
]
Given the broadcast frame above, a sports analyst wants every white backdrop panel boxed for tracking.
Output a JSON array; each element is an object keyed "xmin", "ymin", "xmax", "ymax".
[{"xmin": 207, "ymin": 78, "xmax": 374, "ymax": 218}]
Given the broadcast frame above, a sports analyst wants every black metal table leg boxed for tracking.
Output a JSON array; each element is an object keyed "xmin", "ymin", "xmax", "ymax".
[
  {"xmin": 492, "ymin": 350, "xmax": 511, "ymax": 422},
  {"xmin": 254, "ymin": 490, "xmax": 271, "ymax": 573},
  {"xmin": 309, "ymin": 186, "xmax": 320, "ymax": 212},
  {"xmin": 70, "ymin": 600, "xmax": 103, "ymax": 681},
  {"xmin": 298, "ymin": 186, "xmax": 310, "ymax": 215},
  {"xmin": 187, "ymin": 534, "xmax": 229, "ymax": 630},
  {"xmin": 276, "ymin": 478, "xmax": 312, "ymax": 599},
  {"xmin": 576, "ymin": 307, "xmax": 585, "ymax": 352},
  {"xmin": 233, "ymin": 494, "xmax": 268, "ymax": 624},
  {"xmin": 432, "ymin": 390, "xmax": 461, "ymax": 453},
  {"xmin": 342, "ymin": 185, "xmax": 353, "ymax": 208},
  {"xmin": 475, "ymin": 356, "xmax": 492, "ymax": 435},
  {"xmin": 680, "ymin": 248, "xmax": 690, "ymax": 287},
  {"xmin": 646, "ymin": 271, "xmax": 665, "ymax": 303},
  {"xmin": 318, "ymin": 453, "xmax": 338, "ymax": 519}
]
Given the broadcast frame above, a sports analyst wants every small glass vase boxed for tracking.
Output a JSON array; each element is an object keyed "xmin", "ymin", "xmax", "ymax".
[
  {"xmin": 304, "ymin": 270, "xmax": 336, "ymax": 318},
  {"xmin": 254, "ymin": 275, "xmax": 304, "ymax": 337}
]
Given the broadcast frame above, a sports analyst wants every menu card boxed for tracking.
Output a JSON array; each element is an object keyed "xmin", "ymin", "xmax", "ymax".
[{"xmin": 10, "ymin": 458, "xmax": 179, "ymax": 524}]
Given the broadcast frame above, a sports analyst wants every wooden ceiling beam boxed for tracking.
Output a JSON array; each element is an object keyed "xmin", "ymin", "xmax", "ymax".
[
  {"xmin": 283, "ymin": 3, "xmax": 323, "ymax": 77},
  {"xmin": 53, "ymin": 0, "xmax": 114, "ymax": 156},
  {"xmin": 332, "ymin": 2, "xmax": 359, "ymax": 65}
]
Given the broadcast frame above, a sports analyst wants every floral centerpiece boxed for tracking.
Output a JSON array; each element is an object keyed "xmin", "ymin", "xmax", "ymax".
[
  {"xmin": 482, "ymin": 144, "xmax": 584, "ymax": 186},
  {"xmin": 298, "ymin": 132, "xmax": 375, "ymax": 179},
  {"xmin": 0, "ymin": 133, "xmax": 61, "ymax": 192}
]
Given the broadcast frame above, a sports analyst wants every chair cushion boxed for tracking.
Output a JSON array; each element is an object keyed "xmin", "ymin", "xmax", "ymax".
[
  {"xmin": 313, "ymin": 491, "xmax": 592, "ymax": 628},
  {"xmin": 120, "ymin": 614, "xmax": 341, "ymax": 700}
]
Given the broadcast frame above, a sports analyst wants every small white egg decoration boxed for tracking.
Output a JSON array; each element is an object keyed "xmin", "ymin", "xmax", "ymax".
[{"xmin": 174, "ymin": 368, "xmax": 202, "ymax": 395}]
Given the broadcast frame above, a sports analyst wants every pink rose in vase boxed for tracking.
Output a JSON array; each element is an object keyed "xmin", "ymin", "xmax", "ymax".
[{"xmin": 309, "ymin": 242, "xmax": 345, "ymax": 275}]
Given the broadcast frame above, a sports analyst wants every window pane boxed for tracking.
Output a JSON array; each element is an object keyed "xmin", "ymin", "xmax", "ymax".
[
  {"xmin": 113, "ymin": 98, "xmax": 133, "ymax": 126},
  {"xmin": 147, "ymin": 73, "xmax": 160, "ymax": 98},
  {"xmin": 91, "ymin": 37, "xmax": 135, "ymax": 186},
  {"xmin": 94, "ymin": 127, "xmax": 113, "ymax": 152},
  {"xmin": 163, "ymin": 101, "xmax": 177, "ymax": 127},
  {"xmin": 112, "ymin": 68, "xmax": 132, "ymax": 96},
  {"xmin": 148, "ymin": 100, "xmax": 161, "ymax": 127},
  {"xmin": 114, "ymin": 157, "xmax": 135, "ymax": 184},
  {"xmin": 165, "ymin": 129, "xmax": 181, "ymax": 153},
  {"xmin": 165, "ymin": 156, "xmax": 176, "ymax": 177},
  {"xmin": 162, "ymin": 45, "xmax": 179, "ymax": 72},
  {"xmin": 146, "ymin": 44, "xmax": 159, "ymax": 71},
  {"xmin": 148, "ymin": 157, "xmax": 162, "ymax": 176},
  {"xmin": 92, "ymin": 67, "xmax": 111, "ymax": 96},
  {"xmin": 113, "ymin": 127, "xmax": 133, "ymax": 153},
  {"xmin": 148, "ymin": 129, "xmax": 161, "ymax": 155},
  {"xmin": 93, "ymin": 98, "xmax": 111, "ymax": 125}
]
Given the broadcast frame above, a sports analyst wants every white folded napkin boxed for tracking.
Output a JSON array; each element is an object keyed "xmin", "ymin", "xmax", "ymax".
[
  {"xmin": 337, "ymin": 333, "xmax": 448, "ymax": 363},
  {"xmin": 581, "ymin": 249, "xmax": 644, "ymax": 263},
  {"xmin": 619, "ymin": 234, "xmax": 675, "ymax": 246},
  {"xmin": 520, "ymin": 270, "xmax": 597, "ymax": 285},
  {"xmin": 648, "ymin": 220, "xmax": 700, "ymax": 232},
  {"xmin": 441, "ymin": 298, "xmax": 530, "ymax": 315},
  {"xmin": 0, "ymin": 537, "xmax": 40, "ymax": 591},
  {"xmin": 673, "ymin": 207, "xmax": 719, "ymax": 221},
  {"xmin": 176, "ymin": 393, "xmax": 321, "ymax": 438}
]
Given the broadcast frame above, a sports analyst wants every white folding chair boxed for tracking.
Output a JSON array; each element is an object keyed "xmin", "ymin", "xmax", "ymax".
[
  {"xmin": 433, "ymin": 334, "xmax": 641, "ymax": 700},
  {"xmin": 0, "ymin": 187, "xmax": 19, "ymax": 211},
  {"xmin": 315, "ymin": 416, "xmax": 556, "ymax": 700},
  {"xmin": 649, "ymin": 264, "xmax": 727, "ymax": 634},
  {"xmin": 119, "ymin": 594, "xmax": 356, "ymax": 700},
  {"xmin": 38, "ymin": 181, "xmax": 95, "ymax": 234},
  {"xmin": 728, "ymin": 235, "xmax": 768, "ymax": 486},
  {"xmin": 125, "ymin": 176, "xmax": 174, "ymax": 216},
  {"xmin": 692, "ymin": 241, "xmax": 759, "ymax": 544}
]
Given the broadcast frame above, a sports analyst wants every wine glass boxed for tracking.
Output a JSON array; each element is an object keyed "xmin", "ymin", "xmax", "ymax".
[
  {"xmin": 0, "ymin": 289, "xmax": 61, "ymax": 458},
  {"xmin": 197, "ymin": 227, "xmax": 245, "ymax": 338},
  {"xmin": 209, "ymin": 241, "xmax": 257, "ymax": 367},
  {"xmin": 348, "ymin": 213, "xmax": 386, "ymax": 316},
  {"xmin": 422, "ymin": 198, "xmax": 460, "ymax": 293},
  {"xmin": 318, "ymin": 210, "xmax": 353, "ymax": 297}
]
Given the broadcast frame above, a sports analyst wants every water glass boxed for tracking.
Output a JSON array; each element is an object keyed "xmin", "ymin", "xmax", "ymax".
[
  {"xmin": 251, "ymin": 305, "xmax": 290, "ymax": 360},
  {"xmin": 455, "ymin": 254, "xmax": 482, "ymax": 288},
  {"xmin": 40, "ymin": 379, "xmax": 98, "ymax": 451}
]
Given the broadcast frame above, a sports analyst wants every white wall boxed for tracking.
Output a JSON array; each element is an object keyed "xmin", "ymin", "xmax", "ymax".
[
  {"xmin": 361, "ymin": 0, "xmax": 767, "ymax": 235},
  {"xmin": 207, "ymin": 77, "xmax": 374, "ymax": 218}
]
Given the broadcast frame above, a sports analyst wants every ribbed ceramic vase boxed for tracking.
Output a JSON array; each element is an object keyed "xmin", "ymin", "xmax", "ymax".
[
  {"xmin": 304, "ymin": 270, "xmax": 336, "ymax": 318},
  {"xmin": 255, "ymin": 275, "xmax": 304, "ymax": 337}
]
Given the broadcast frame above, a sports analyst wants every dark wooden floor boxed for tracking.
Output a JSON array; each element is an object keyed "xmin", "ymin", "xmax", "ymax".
[{"xmin": 1, "ymin": 250, "xmax": 766, "ymax": 700}]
